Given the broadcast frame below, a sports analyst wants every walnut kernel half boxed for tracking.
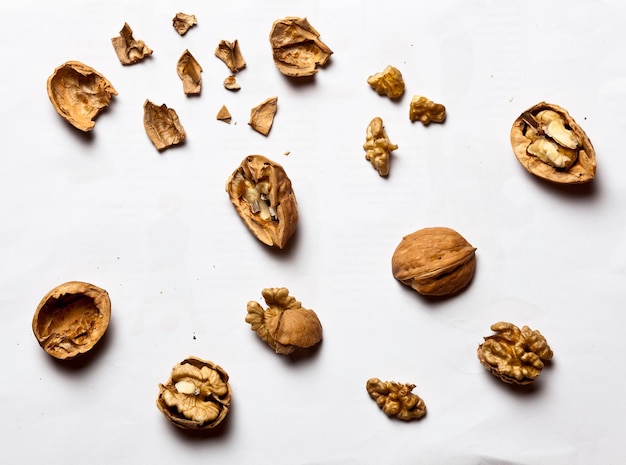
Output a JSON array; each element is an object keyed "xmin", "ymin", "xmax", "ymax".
[
  {"xmin": 363, "ymin": 117, "xmax": 398, "ymax": 176},
  {"xmin": 366, "ymin": 378, "xmax": 426, "ymax": 421},
  {"xmin": 367, "ymin": 65, "xmax": 405, "ymax": 99},
  {"xmin": 111, "ymin": 23, "xmax": 153, "ymax": 65},
  {"xmin": 409, "ymin": 95, "xmax": 446, "ymax": 125}
]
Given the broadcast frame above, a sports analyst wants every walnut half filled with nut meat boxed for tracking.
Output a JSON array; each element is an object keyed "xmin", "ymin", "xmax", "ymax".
[{"xmin": 510, "ymin": 102, "xmax": 596, "ymax": 184}]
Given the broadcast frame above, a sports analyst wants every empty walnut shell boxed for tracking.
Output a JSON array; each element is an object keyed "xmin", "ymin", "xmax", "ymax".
[
  {"xmin": 391, "ymin": 227, "xmax": 476, "ymax": 297},
  {"xmin": 510, "ymin": 102, "xmax": 596, "ymax": 184},
  {"xmin": 156, "ymin": 356, "xmax": 232, "ymax": 430},
  {"xmin": 32, "ymin": 281, "xmax": 111, "ymax": 360},
  {"xmin": 47, "ymin": 61, "xmax": 118, "ymax": 132},
  {"xmin": 143, "ymin": 100, "xmax": 186, "ymax": 151}
]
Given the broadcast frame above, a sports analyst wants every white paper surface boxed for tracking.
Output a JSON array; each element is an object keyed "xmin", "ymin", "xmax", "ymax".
[{"xmin": 2, "ymin": 0, "xmax": 626, "ymax": 463}]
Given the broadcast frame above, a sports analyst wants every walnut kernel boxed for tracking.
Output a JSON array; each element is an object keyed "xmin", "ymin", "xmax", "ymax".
[
  {"xmin": 176, "ymin": 49, "xmax": 202, "ymax": 95},
  {"xmin": 143, "ymin": 100, "xmax": 186, "ymax": 151},
  {"xmin": 366, "ymin": 378, "xmax": 426, "ymax": 421},
  {"xmin": 367, "ymin": 65, "xmax": 405, "ymax": 99},
  {"xmin": 409, "ymin": 95, "xmax": 446, "ymax": 125},
  {"xmin": 111, "ymin": 23, "xmax": 153, "ymax": 65},
  {"xmin": 249, "ymin": 97, "xmax": 278, "ymax": 136},
  {"xmin": 215, "ymin": 40, "xmax": 246, "ymax": 73},
  {"xmin": 363, "ymin": 117, "xmax": 398, "ymax": 176},
  {"xmin": 172, "ymin": 12, "xmax": 197, "ymax": 35}
]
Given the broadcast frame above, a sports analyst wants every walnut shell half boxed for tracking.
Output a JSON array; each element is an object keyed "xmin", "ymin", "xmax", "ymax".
[
  {"xmin": 32, "ymin": 281, "xmax": 111, "ymax": 360},
  {"xmin": 392, "ymin": 227, "xmax": 476, "ymax": 297},
  {"xmin": 47, "ymin": 61, "xmax": 117, "ymax": 132}
]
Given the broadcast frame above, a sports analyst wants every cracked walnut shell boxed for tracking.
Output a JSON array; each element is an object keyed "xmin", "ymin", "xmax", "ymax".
[
  {"xmin": 156, "ymin": 356, "xmax": 232, "ymax": 430},
  {"xmin": 47, "ymin": 61, "xmax": 117, "ymax": 132},
  {"xmin": 215, "ymin": 39, "xmax": 246, "ymax": 73},
  {"xmin": 510, "ymin": 102, "xmax": 596, "ymax": 184},
  {"xmin": 392, "ymin": 227, "xmax": 476, "ymax": 296},
  {"xmin": 32, "ymin": 281, "xmax": 111, "ymax": 360},
  {"xmin": 249, "ymin": 97, "xmax": 278, "ymax": 136},
  {"xmin": 246, "ymin": 288, "xmax": 322, "ymax": 355},
  {"xmin": 363, "ymin": 117, "xmax": 398, "ymax": 176},
  {"xmin": 366, "ymin": 378, "xmax": 426, "ymax": 421},
  {"xmin": 477, "ymin": 322, "xmax": 553, "ymax": 385},
  {"xmin": 111, "ymin": 23, "xmax": 153, "ymax": 65},
  {"xmin": 177, "ymin": 49, "xmax": 202, "ymax": 95},
  {"xmin": 172, "ymin": 12, "xmax": 197, "ymax": 35},
  {"xmin": 226, "ymin": 155, "xmax": 298, "ymax": 249},
  {"xmin": 143, "ymin": 100, "xmax": 186, "ymax": 151}
]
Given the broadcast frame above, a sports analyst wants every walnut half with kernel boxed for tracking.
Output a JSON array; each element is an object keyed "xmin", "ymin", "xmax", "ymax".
[{"xmin": 366, "ymin": 378, "xmax": 426, "ymax": 421}]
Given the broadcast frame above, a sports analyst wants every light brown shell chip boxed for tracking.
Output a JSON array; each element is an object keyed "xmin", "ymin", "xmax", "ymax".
[
  {"xmin": 176, "ymin": 49, "xmax": 202, "ymax": 95},
  {"xmin": 111, "ymin": 23, "xmax": 153, "ymax": 65},
  {"xmin": 46, "ymin": 61, "xmax": 118, "ymax": 132},
  {"xmin": 172, "ymin": 12, "xmax": 197, "ymax": 35},
  {"xmin": 249, "ymin": 97, "xmax": 278, "ymax": 136},
  {"xmin": 216, "ymin": 105, "xmax": 232, "ymax": 123},
  {"xmin": 143, "ymin": 100, "xmax": 186, "ymax": 151},
  {"xmin": 32, "ymin": 281, "xmax": 111, "ymax": 360},
  {"xmin": 215, "ymin": 39, "xmax": 246, "ymax": 73}
]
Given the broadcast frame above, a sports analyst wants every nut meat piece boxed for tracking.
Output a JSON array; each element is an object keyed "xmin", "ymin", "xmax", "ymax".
[
  {"xmin": 111, "ymin": 23, "xmax": 153, "ymax": 65},
  {"xmin": 249, "ymin": 97, "xmax": 278, "ymax": 136},
  {"xmin": 392, "ymin": 227, "xmax": 476, "ymax": 296},
  {"xmin": 47, "ymin": 61, "xmax": 118, "ymax": 132},
  {"xmin": 269, "ymin": 17, "xmax": 333, "ymax": 77},
  {"xmin": 477, "ymin": 322, "xmax": 553, "ymax": 385},
  {"xmin": 176, "ymin": 49, "xmax": 202, "ymax": 95},
  {"xmin": 366, "ymin": 378, "xmax": 426, "ymax": 421},
  {"xmin": 409, "ymin": 95, "xmax": 446, "ymax": 125},
  {"xmin": 367, "ymin": 65, "xmax": 405, "ymax": 99},
  {"xmin": 215, "ymin": 39, "xmax": 246, "ymax": 73},
  {"xmin": 32, "ymin": 281, "xmax": 111, "ymax": 360},
  {"xmin": 363, "ymin": 117, "xmax": 398, "ymax": 176},
  {"xmin": 156, "ymin": 356, "xmax": 232, "ymax": 430},
  {"xmin": 172, "ymin": 12, "xmax": 197, "ymax": 35},
  {"xmin": 245, "ymin": 287, "xmax": 322, "ymax": 355},
  {"xmin": 510, "ymin": 102, "xmax": 596, "ymax": 184},
  {"xmin": 143, "ymin": 100, "xmax": 186, "ymax": 151},
  {"xmin": 225, "ymin": 155, "xmax": 298, "ymax": 248}
]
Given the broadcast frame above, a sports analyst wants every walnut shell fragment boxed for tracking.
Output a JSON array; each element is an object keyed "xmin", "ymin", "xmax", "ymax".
[
  {"xmin": 111, "ymin": 22, "xmax": 153, "ymax": 65},
  {"xmin": 249, "ymin": 97, "xmax": 278, "ymax": 136},
  {"xmin": 216, "ymin": 105, "xmax": 232, "ymax": 123},
  {"xmin": 246, "ymin": 287, "xmax": 322, "ymax": 355},
  {"xmin": 510, "ymin": 102, "xmax": 596, "ymax": 184},
  {"xmin": 32, "ymin": 281, "xmax": 111, "ymax": 360},
  {"xmin": 363, "ymin": 117, "xmax": 398, "ymax": 176},
  {"xmin": 47, "ymin": 61, "xmax": 118, "ymax": 132},
  {"xmin": 392, "ymin": 227, "xmax": 476, "ymax": 297},
  {"xmin": 215, "ymin": 40, "xmax": 246, "ymax": 73},
  {"xmin": 269, "ymin": 16, "xmax": 333, "ymax": 77},
  {"xmin": 225, "ymin": 155, "xmax": 298, "ymax": 248},
  {"xmin": 177, "ymin": 49, "xmax": 202, "ymax": 95},
  {"xmin": 477, "ymin": 322, "xmax": 553, "ymax": 385},
  {"xmin": 172, "ymin": 12, "xmax": 197, "ymax": 35},
  {"xmin": 366, "ymin": 378, "xmax": 426, "ymax": 421},
  {"xmin": 223, "ymin": 75, "xmax": 241, "ymax": 91},
  {"xmin": 156, "ymin": 356, "xmax": 232, "ymax": 430},
  {"xmin": 367, "ymin": 65, "xmax": 405, "ymax": 99},
  {"xmin": 143, "ymin": 100, "xmax": 186, "ymax": 151}
]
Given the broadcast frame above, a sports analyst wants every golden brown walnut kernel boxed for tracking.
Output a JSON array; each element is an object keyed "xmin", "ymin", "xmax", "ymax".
[
  {"xmin": 172, "ymin": 12, "xmax": 197, "ymax": 35},
  {"xmin": 249, "ymin": 97, "xmax": 278, "ymax": 136},
  {"xmin": 392, "ymin": 227, "xmax": 476, "ymax": 297},
  {"xmin": 367, "ymin": 65, "xmax": 405, "ymax": 99},
  {"xmin": 143, "ymin": 100, "xmax": 186, "ymax": 151},
  {"xmin": 225, "ymin": 155, "xmax": 298, "ymax": 248},
  {"xmin": 363, "ymin": 117, "xmax": 398, "ymax": 177},
  {"xmin": 269, "ymin": 17, "xmax": 333, "ymax": 77},
  {"xmin": 47, "ymin": 61, "xmax": 118, "ymax": 132},
  {"xmin": 409, "ymin": 95, "xmax": 446, "ymax": 125},
  {"xmin": 510, "ymin": 102, "xmax": 596, "ymax": 184},
  {"xmin": 32, "ymin": 281, "xmax": 111, "ymax": 360},
  {"xmin": 366, "ymin": 378, "xmax": 427, "ymax": 421},
  {"xmin": 176, "ymin": 49, "xmax": 202, "ymax": 95},
  {"xmin": 223, "ymin": 75, "xmax": 241, "ymax": 91},
  {"xmin": 111, "ymin": 23, "xmax": 153, "ymax": 65},
  {"xmin": 477, "ymin": 322, "xmax": 553, "ymax": 385},
  {"xmin": 216, "ymin": 105, "xmax": 232, "ymax": 123},
  {"xmin": 156, "ymin": 356, "xmax": 232, "ymax": 430},
  {"xmin": 215, "ymin": 39, "xmax": 246, "ymax": 73},
  {"xmin": 245, "ymin": 288, "xmax": 322, "ymax": 355}
]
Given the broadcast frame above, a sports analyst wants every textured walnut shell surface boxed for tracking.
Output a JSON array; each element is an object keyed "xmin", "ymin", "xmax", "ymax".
[
  {"xmin": 32, "ymin": 281, "xmax": 111, "ymax": 360},
  {"xmin": 47, "ymin": 61, "xmax": 117, "ymax": 132},
  {"xmin": 510, "ymin": 102, "xmax": 596, "ymax": 184},
  {"xmin": 392, "ymin": 227, "xmax": 476, "ymax": 296}
]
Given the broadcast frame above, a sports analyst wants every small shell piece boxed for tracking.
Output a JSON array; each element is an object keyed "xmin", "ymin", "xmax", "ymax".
[
  {"xmin": 223, "ymin": 75, "xmax": 241, "ymax": 91},
  {"xmin": 32, "ymin": 281, "xmax": 111, "ymax": 360},
  {"xmin": 46, "ymin": 61, "xmax": 118, "ymax": 132},
  {"xmin": 215, "ymin": 40, "xmax": 246, "ymax": 73},
  {"xmin": 249, "ymin": 97, "xmax": 278, "ymax": 136},
  {"xmin": 367, "ymin": 65, "xmax": 405, "ymax": 99},
  {"xmin": 176, "ymin": 49, "xmax": 202, "ymax": 95},
  {"xmin": 172, "ymin": 12, "xmax": 197, "ymax": 35},
  {"xmin": 366, "ymin": 378, "xmax": 427, "ymax": 421},
  {"xmin": 216, "ymin": 105, "xmax": 232, "ymax": 123},
  {"xmin": 477, "ymin": 322, "xmax": 554, "ymax": 385},
  {"xmin": 156, "ymin": 356, "xmax": 232, "ymax": 430},
  {"xmin": 225, "ymin": 155, "xmax": 298, "ymax": 248},
  {"xmin": 143, "ymin": 100, "xmax": 186, "ymax": 151},
  {"xmin": 245, "ymin": 287, "xmax": 322, "ymax": 355},
  {"xmin": 409, "ymin": 95, "xmax": 446, "ymax": 125},
  {"xmin": 111, "ymin": 23, "xmax": 153, "ymax": 65},
  {"xmin": 363, "ymin": 117, "xmax": 398, "ymax": 176},
  {"xmin": 392, "ymin": 227, "xmax": 477, "ymax": 296},
  {"xmin": 269, "ymin": 17, "xmax": 333, "ymax": 77}
]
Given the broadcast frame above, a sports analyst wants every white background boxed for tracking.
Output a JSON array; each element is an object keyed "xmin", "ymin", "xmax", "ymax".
[{"xmin": 2, "ymin": 0, "xmax": 625, "ymax": 464}]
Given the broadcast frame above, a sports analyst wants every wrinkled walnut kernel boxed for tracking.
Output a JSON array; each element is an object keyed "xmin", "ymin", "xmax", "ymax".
[
  {"xmin": 246, "ymin": 287, "xmax": 322, "ymax": 355},
  {"xmin": 409, "ymin": 95, "xmax": 446, "ymax": 125},
  {"xmin": 366, "ymin": 378, "xmax": 426, "ymax": 421},
  {"xmin": 156, "ymin": 356, "xmax": 232, "ymax": 430},
  {"xmin": 215, "ymin": 40, "xmax": 246, "ymax": 73},
  {"xmin": 172, "ymin": 13, "xmax": 197, "ymax": 35},
  {"xmin": 363, "ymin": 117, "xmax": 398, "ymax": 176},
  {"xmin": 225, "ymin": 155, "xmax": 298, "ymax": 248},
  {"xmin": 143, "ymin": 100, "xmax": 186, "ymax": 151},
  {"xmin": 249, "ymin": 97, "xmax": 278, "ymax": 136},
  {"xmin": 367, "ymin": 65, "xmax": 405, "ymax": 99},
  {"xmin": 176, "ymin": 49, "xmax": 202, "ymax": 95},
  {"xmin": 478, "ymin": 322, "xmax": 553, "ymax": 385},
  {"xmin": 111, "ymin": 23, "xmax": 153, "ymax": 65},
  {"xmin": 32, "ymin": 281, "xmax": 111, "ymax": 360}
]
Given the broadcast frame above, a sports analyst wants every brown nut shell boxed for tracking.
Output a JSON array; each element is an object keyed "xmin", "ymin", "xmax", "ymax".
[
  {"xmin": 47, "ymin": 61, "xmax": 117, "ymax": 132},
  {"xmin": 510, "ymin": 102, "xmax": 596, "ymax": 184},
  {"xmin": 391, "ymin": 227, "xmax": 476, "ymax": 296},
  {"xmin": 32, "ymin": 281, "xmax": 111, "ymax": 360}
]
